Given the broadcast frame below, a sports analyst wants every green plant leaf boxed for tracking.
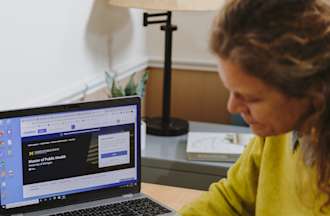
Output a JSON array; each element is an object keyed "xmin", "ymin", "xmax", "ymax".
[
  {"xmin": 111, "ymin": 77, "xmax": 125, "ymax": 97},
  {"xmin": 136, "ymin": 71, "xmax": 149, "ymax": 98},
  {"xmin": 124, "ymin": 74, "xmax": 138, "ymax": 96},
  {"xmin": 105, "ymin": 71, "xmax": 114, "ymax": 93}
]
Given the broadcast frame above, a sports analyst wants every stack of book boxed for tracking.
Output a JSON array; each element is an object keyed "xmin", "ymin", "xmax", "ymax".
[{"xmin": 186, "ymin": 132, "xmax": 254, "ymax": 162}]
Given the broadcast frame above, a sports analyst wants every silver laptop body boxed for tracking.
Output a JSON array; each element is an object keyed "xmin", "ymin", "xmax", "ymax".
[{"xmin": 0, "ymin": 97, "xmax": 178, "ymax": 216}]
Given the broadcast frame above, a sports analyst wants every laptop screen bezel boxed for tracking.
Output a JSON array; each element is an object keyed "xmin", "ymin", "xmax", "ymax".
[{"xmin": 0, "ymin": 97, "xmax": 141, "ymax": 215}]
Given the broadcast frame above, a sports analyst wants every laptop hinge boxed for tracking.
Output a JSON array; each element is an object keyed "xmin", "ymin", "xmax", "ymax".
[{"xmin": 122, "ymin": 193, "xmax": 134, "ymax": 198}]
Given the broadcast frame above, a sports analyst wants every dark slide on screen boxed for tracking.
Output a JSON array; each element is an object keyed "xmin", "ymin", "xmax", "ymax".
[{"xmin": 21, "ymin": 124, "xmax": 135, "ymax": 185}]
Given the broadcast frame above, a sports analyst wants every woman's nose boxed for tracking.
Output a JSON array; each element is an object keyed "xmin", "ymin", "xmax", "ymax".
[{"xmin": 227, "ymin": 93, "xmax": 245, "ymax": 114}]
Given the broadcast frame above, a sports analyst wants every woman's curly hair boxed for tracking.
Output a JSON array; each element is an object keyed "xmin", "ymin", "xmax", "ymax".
[{"xmin": 210, "ymin": 0, "xmax": 330, "ymax": 211}]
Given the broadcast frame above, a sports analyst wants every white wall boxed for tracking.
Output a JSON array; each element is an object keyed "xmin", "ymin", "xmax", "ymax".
[
  {"xmin": 146, "ymin": 11, "xmax": 218, "ymax": 71},
  {"xmin": 0, "ymin": 0, "xmax": 147, "ymax": 110},
  {"xmin": 0, "ymin": 1, "xmax": 217, "ymax": 111}
]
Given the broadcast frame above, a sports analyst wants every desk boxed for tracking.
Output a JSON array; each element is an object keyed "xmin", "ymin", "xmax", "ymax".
[
  {"xmin": 141, "ymin": 121, "xmax": 250, "ymax": 190},
  {"xmin": 141, "ymin": 183, "xmax": 205, "ymax": 211}
]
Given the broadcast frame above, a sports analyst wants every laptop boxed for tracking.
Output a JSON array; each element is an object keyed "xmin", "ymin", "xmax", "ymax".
[{"xmin": 0, "ymin": 97, "xmax": 178, "ymax": 216}]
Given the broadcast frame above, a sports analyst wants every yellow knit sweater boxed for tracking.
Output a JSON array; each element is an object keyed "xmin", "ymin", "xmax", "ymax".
[{"xmin": 180, "ymin": 133, "xmax": 329, "ymax": 215}]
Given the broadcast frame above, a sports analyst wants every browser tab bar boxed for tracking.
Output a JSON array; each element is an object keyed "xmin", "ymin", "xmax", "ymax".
[{"xmin": 20, "ymin": 106, "xmax": 137, "ymax": 137}]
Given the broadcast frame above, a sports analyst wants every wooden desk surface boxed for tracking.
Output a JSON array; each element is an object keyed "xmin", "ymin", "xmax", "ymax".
[{"xmin": 141, "ymin": 183, "xmax": 205, "ymax": 211}]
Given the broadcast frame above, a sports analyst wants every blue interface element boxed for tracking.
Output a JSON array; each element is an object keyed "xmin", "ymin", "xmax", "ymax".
[
  {"xmin": 0, "ymin": 118, "xmax": 24, "ymax": 207},
  {"xmin": 101, "ymin": 151, "xmax": 128, "ymax": 158}
]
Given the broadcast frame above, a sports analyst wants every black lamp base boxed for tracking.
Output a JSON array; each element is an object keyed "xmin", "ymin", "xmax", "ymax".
[{"xmin": 145, "ymin": 117, "xmax": 189, "ymax": 136}]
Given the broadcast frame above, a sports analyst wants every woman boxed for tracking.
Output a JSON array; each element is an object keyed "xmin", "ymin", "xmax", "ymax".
[{"xmin": 180, "ymin": 0, "xmax": 330, "ymax": 215}]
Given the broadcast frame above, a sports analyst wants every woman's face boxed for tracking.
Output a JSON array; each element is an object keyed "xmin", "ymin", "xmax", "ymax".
[{"xmin": 218, "ymin": 59, "xmax": 311, "ymax": 137}]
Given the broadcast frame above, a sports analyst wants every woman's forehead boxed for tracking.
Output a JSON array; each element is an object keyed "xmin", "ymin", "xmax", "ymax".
[{"xmin": 218, "ymin": 59, "xmax": 272, "ymax": 95}]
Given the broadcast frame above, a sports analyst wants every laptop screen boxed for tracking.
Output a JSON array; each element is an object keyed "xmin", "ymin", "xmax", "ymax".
[{"xmin": 0, "ymin": 98, "xmax": 140, "ymax": 212}]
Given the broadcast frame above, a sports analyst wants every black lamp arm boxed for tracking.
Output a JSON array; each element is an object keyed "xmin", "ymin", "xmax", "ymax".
[{"xmin": 143, "ymin": 12, "xmax": 171, "ymax": 26}]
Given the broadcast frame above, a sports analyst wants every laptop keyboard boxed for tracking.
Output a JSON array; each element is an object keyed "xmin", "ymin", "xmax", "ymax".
[{"xmin": 49, "ymin": 197, "xmax": 172, "ymax": 216}]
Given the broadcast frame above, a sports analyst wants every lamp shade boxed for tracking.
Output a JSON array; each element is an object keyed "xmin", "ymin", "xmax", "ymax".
[{"xmin": 108, "ymin": 0, "xmax": 223, "ymax": 11}]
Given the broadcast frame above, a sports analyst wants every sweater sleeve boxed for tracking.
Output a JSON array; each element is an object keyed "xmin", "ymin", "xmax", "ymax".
[{"xmin": 180, "ymin": 136, "xmax": 264, "ymax": 216}]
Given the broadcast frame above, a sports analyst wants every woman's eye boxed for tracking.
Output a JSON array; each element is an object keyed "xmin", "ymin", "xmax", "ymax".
[
  {"xmin": 245, "ymin": 97, "xmax": 261, "ymax": 103},
  {"xmin": 232, "ymin": 92, "xmax": 261, "ymax": 103}
]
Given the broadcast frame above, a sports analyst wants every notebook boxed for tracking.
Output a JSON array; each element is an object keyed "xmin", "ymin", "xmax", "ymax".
[
  {"xmin": 186, "ymin": 132, "xmax": 254, "ymax": 162},
  {"xmin": 0, "ymin": 97, "xmax": 178, "ymax": 216}
]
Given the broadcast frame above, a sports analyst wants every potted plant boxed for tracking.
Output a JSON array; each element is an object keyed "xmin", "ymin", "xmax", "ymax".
[{"xmin": 105, "ymin": 71, "xmax": 148, "ymax": 98}]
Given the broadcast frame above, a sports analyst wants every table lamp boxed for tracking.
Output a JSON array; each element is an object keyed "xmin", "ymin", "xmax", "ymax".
[{"xmin": 109, "ymin": 0, "xmax": 222, "ymax": 136}]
